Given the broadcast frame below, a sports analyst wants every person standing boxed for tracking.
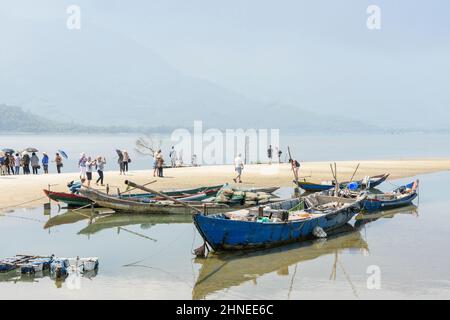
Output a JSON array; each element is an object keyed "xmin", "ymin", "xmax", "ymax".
[
  {"xmin": 30, "ymin": 152, "xmax": 40, "ymax": 174},
  {"xmin": 42, "ymin": 152, "xmax": 49, "ymax": 174},
  {"xmin": 118, "ymin": 151, "xmax": 124, "ymax": 175},
  {"xmin": 55, "ymin": 153, "xmax": 63, "ymax": 174},
  {"xmin": 156, "ymin": 150, "xmax": 164, "ymax": 177},
  {"xmin": 152, "ymin": 150, "xmax": 158, "ymax": 177},
  {"xmin": 122, "ymin": 150, "xmax": 130, "ymax": 174},
  {"xmin": 267, "ymin": 145, "xmax": 273, "ymax": 164},
  {"xmin": 289, "ymin": 158, "xmax": 301, "ymax": 180},
  {"xmin": 169, "ymin": 146, "xmax": 177, "ymax": 168},
  {"xmin": 277, "ymin": 147, "xmax": 283, "ymax": 163},
  {"xmin": 0, "ymin": 155, "xmax": 5, "ymax": 175},
  {"xmin": 233, "ymin": 153, "xmax": 244, "ymax": 183},
  {"xmin": 14, "ymin": 153, "xmax": 21, "ymax": 175},
  {"xmin": 79, "ymin": 152, "xmax": 87, "ymax": 179},
  {"xmin": 85, "ymin": 157, "xmax": 95, "ymax": 188},
  {"xmin": 4, "ymin": 154, "xmax": 10, "ymax": 175},
  {"xmin": 22, "ymin": 153, "xmax": 30, "ymax": 174},
  {"xmin": 96, "ymin": 156, "xmax": 106, "ymax": 186},
  {"xmin": 8, "ymin": 154, "xmax": 15, "ymax": 175}
]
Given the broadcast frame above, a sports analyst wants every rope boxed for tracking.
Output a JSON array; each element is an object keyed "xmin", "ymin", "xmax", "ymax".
[{"xmin": 0, "ymin": 196, "xmax": 47, "ymax": 212}]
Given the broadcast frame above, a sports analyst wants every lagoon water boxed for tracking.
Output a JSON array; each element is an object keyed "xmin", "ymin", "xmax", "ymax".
[
  {"xmin": 1, "ymin": 172, "xmax": 450, "ymax": 299},
  {"xmin": 1, "ymin": 133, "xmax": 450, "ymax": 173}
]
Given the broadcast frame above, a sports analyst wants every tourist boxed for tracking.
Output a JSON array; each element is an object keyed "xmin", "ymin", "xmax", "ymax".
[
  {"xmin": 78, "ymin": 152, "xmax": 87, "ymax": 179},
  {"xmin": 277, "ymin": 147, "xmax": 282, "ymax": 163},
  {"xmin": 55, "ymin": 153, "xmax": 63, "ymax": 174},
  {"xmin": 42, "ymin": 152, "xmax": 49, "ymax": 174},
  {"xmin": 233, "ymin": 153, "xmax": 244, "ymax": 183},
  {"xmin": 96, "ymin": 156, "xmax": 106, "ymax": 186},
  {"xmin": 8, "ymin": 154, "xmax": 15, "ymax": 175},
  {"xmin": 22, "ymin": 153, "xmax": 30, "ymax": 174},
  {"xmin": 118, "ymin": 151, "xmax": 124, "ymax": 175},
  {"xmin": 152, "ymin": 150, "xmax": 158, "ymax": 177},
  {"xmin": 30, "ymin": 152, "xmax": 40, "ymax": 174},
  {"xmin": 156, "ymin": 150, "xmax": 164, "ymax": 177},
  {"xmin": 169, "ymin": 146, "xmax": 177, "ymax": 167},
  {"xmin": 0, "ymin": 155, "xmax": 5, "ymax": 175},
  {"xmin": 267, "ymin": 145, "xmax": 273, "ymax": 164},
  {"xmin": 289, "ymin": 158, "xmax": 301, "ymax": 180},
  {"xmin": 14, "ymin": 153, "xmax": 21, "ymax": 175},
  {"xmin": 3, "ymin": 154, "xmax": 10, "ymax": 175},
  {"xmin": 192, "ymin": 154, "xmax": 198, "ymax": 167},
  {"xmin": 85, "ymin": 156, "xmax": 95, "ymax": 188},
  {"xmin": 122, "ymin": 150, "xmax": 130, "ymax": 173}
]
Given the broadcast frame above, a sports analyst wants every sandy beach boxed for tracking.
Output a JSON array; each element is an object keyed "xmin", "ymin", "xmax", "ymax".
[{"xmin": 1, "ymin": 158, "xmax": 449, "ymax": 210}]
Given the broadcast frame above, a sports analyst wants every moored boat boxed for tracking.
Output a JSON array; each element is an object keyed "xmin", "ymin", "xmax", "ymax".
[
  {"xmin": 193, "ymin": 193, "xmax": 367, "ymax": 251},
  {"xmin": 295, "ymin": 174, "xmax": 389, "ymax": 192},
  {"xmin": 79, "ymin": 188, "xmax": 238, "ymax": 215}
]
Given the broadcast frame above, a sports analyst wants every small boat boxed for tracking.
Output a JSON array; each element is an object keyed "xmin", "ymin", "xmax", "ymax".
[
  {"xmin": 295, "ymin": 174, "xmax": 389, "ymax": 192},
  {"xmin": 43, "ymin": 190, "xmax": 94, "ymax": 207},
  {"xmin": 20, "ymin": 257, "xmax": 53, "ymax": 274},
  {"xmin": 79, "ymin": 188, "xmax": 239, "ymax": 215},
  {"xmin": 0, "ymin": 255, "xmax": 35, "ymax": 273},
  {"xmin": 51, "ymin": 257, "xmax": 99, "ymax": 278},
  {"xmin": 43, "ymin": 185, "xmax": 223, "ymax": 208},
  {"xmin": 329, "ymin": 180, "xmax": 419, "ymax": 213},
  {"xmin": 193, "ymin": 193, "xmax": 367, "ymax": 251},
  {"xmin": 361, "ymin": 180, "xmax": 419, "ymax": 212}
]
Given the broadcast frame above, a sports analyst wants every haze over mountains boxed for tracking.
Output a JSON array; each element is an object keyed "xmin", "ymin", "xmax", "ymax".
[{"xmin": 1, "ymin": 0, "xmax": 449, "ymax": 133}]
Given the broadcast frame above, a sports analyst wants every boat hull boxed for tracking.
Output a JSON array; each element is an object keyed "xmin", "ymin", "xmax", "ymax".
[
  {"xmin": 44, "ymin": 190, "xmax": 93, "ymax": 207},
  {"xmin": 363, "ymin": 192, "xmax": 418, "ymax": 212},
  {"xmin": 193, "ymin": 207, "xmax": 358, "ymax": 251}
]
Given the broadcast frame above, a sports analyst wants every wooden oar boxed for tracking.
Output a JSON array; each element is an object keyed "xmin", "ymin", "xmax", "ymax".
[
  {"xmin": 124, "ymin": 180, "xmax": 203, "ymax": 214},
  {"xmin": 121, "ymin": 180, "xmax": 157, "ymax": 195}
]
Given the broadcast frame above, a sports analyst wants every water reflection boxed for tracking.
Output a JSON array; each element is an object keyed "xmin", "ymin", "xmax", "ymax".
[{"xmin": 192, "ymin": 205, "xmax": 418, "ymax": 300}]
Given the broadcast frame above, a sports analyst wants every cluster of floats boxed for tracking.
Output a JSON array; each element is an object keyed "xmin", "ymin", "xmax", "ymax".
[{"xmin": 40, "ymin": 167, "xmax": 419, "ymax": 253}]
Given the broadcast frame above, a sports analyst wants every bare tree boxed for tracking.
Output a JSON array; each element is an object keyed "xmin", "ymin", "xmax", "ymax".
[{"xmin": 135, "ymin": 135, "xmax": 161, "ymax": 156}]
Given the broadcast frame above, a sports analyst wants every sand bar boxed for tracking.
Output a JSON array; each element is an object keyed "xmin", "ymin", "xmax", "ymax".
[{"xmin": 1, "ymin": 158, "xmax": 449, "ymax": 210}]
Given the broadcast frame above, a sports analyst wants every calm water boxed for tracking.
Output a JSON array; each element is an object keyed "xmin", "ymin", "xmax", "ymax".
[
  {"xmin": 1, "ymin": 133, "xmax": 450, "ymax": 173},
  {"xmin": 1, "ymin": 172, "xmax": 450, "ymax": 299}
]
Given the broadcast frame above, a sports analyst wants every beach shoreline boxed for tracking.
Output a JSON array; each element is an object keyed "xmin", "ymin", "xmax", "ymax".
[{"xmin": 1, "ymin": 158, "xmax": 449, "ymax": 210}]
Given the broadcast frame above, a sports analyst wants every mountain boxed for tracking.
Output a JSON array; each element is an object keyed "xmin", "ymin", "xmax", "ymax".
[{"xmin": 0, "ymin": 16, "xmax": 379, "ymax": 132}]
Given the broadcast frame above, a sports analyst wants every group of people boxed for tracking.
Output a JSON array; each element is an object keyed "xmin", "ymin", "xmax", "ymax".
[
  {"xmin": 232, "ymin": 146, "xmax": 301, "ymax": 183},
  {"xmin": 78, "ymin": 153, "xmax": 107, "ymax": 187},
  {"xmin": 117, "ymin": 150, "xmax": 131, "ymax": 175},
  {"xmin": 0, "ymin": 152, "xmax": 64, "ymax": 176},
  {"xmin": 266, "ymin": 145, "xmax": 283, "ymax": 164},
  {"xmin": 153, "ymin": 149, "xmax": 164, "ymax": 177}
]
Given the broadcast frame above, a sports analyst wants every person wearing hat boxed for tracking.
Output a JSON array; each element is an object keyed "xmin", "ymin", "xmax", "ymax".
[{"xmin": 42, "ymin": 152, "xmax": 49, "ymax": 174}]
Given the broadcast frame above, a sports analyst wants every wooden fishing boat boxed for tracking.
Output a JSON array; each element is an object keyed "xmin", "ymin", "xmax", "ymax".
[
  {"xmin": 43, "ymin": 185, "xmax": 223, "ymax": 208},
  {"xmin": 331, "ymin": 180, "xmax": 419, "ymax": 212},
  {"xmin": 295, "ymin": 174, "xmax": 389, "ymax": 192},
  {"xmin": 192, "ymin": 224, "xmax": 367, "ymax": 299},
  {"xmin": 361, "ymin": 180, "xmax": 419, "ymax": 212},
  {"xmin": 43, "ymin": 190, "xmax": 94, "ymax": 207},
  {"xmin": 79, "ymin": 188, "xmax": 240, "ymax": 215},
  {"xmin": 193, "ymin": 193, "xmax": 367, "ymax": 251}
]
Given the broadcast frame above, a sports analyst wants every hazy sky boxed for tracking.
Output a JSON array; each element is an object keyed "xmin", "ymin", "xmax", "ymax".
[{"xmin": 1, "ymin": 0, "xmax": 449, "ymax": 128}]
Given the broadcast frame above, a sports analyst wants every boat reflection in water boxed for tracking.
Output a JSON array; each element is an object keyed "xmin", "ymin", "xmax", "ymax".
[{"xmin": 192, "ymin": 205, "xmax": 418, "ymax": 300}]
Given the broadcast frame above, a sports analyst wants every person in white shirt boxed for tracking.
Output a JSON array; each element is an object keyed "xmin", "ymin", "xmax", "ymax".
[
  {"xmin": 233, "ymin": 154, "xmax": 244, "ymax": 183},
  {"xmin": 14, "ymin": 153, "xmax": 21, "ymax": 175},
  {"xmin": 169, "ymin": 146, "xmax": 177, "ymax": 167}
]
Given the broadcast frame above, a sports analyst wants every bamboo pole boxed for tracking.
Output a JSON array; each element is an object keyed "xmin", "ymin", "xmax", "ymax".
[
  {"xmin": 349, "ymin": 163, "xmax": 360, "ymax": 182},
  {"xmin": 124, "ymin": 180, "xmax": 203, "ymax": 214},
  {"xmin": 121, "ymin": 180, "xmax": 157, "ymax": 195},
  {"xmin": 287, "ymin": 146, "xmax": 299, "ymax": 196}
]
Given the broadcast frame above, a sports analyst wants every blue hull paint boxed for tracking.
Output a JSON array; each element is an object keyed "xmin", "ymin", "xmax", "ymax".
[
  {"xmin": 194, "ymin": 209, "xmax": 357, "ymax": 251},
  {"xmin": 363, "ymin": 192, "xmax": 418, "ymax": 212},
  {"xmin": 296, "ymin": 174, "xmax": 389, "ymax": 192}
]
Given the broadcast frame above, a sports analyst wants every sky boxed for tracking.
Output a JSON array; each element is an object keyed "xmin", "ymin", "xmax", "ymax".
[{"xmin": 1, "ymin": 0, "xmax": 449, "ymax": 129}]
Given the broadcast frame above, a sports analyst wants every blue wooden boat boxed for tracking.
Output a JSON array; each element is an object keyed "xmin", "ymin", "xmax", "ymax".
[
  {"xmin": 193, "ymin": 193, "xmax": 367, "ymax": 251},
  {"xmin": 295, "ymin": 173, "xmax": 389, "ymax": 192},
  {"xmin": 362, "ymin": 180, "xmax": 419, "ymax": 212}
]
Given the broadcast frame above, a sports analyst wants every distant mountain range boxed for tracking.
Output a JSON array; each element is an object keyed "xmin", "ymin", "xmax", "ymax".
[{"xmin": 0, "ymin": 16, "xmax": 384, "ymax": 134}]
